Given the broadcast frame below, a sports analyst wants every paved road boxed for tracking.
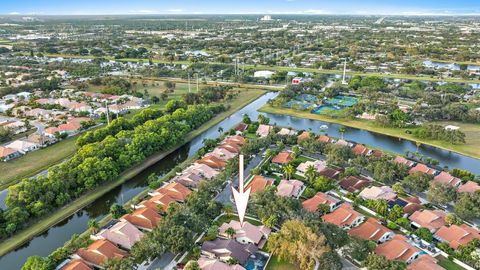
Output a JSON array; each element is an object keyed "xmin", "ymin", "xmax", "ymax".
[
  {"xmin": 215, "ymin": 152, "xmax": 265, "ymax": 205},
  {"xmin": 137, "ymin": 252, "xmax": 175, "ymax": 270},
  {"xmin": 341, "ymin": 257, "xmax": 360, "ymax": 270}
]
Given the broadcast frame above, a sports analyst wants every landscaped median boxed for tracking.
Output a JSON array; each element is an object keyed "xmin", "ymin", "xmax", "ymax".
[
  {"xmin": 258, "ymin": 104, "xmax": 480, "ymax": 159},
  {"xmin": 0, "ymin": 88, "xmax": 265, "ymax": 258}
]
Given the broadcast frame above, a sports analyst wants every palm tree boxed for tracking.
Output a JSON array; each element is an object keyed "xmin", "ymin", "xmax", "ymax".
[
  {"xmin": 415, "ymin": 141, "xmax": 422, "ymax": 152},
  {"xmin": 374, "ymin": 200, "xmax": 389, "ymax": 217},
  {"xmin": 223, "ymin": 204, "xmax": 234, "ymax": 218},
  {"xmin": 305, "ymin": 165, "xmax": 317, "ymax": 184},
  {"xmin": 225, "ymin": 227, "xmax": 236, "ymax": 239},
  {"xmin": 283, "ymin": 164, "xmax": 295, "ymax": 180},
  {"xmin": 217, "ymin": 127, "xmax": 224, "ymax": 134},
  {"xmin": 88, "ymin": 218, "xmax": 99, "ymax": 234},
  {"xmin": 339, "ymin": 127, "xmax": 347, "ymax": 140}
]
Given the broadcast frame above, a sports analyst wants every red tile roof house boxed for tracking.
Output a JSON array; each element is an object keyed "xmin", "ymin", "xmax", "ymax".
[
  {"xmin": 246, "ymin": 175, "xmax": 274, "ymax": 193},
  {"xmin": 121, "ymin": 207, "xmax": 162, "ymax": 231},
  {"xmin": 296, "ymin": 160, "xmax": 326, "ymax": 177},
  {"xmin": 297, "ymin": 131, "xmax": 310, "ymax": 142},
  {"xmin": 348, "ymin": 218, "xmax": 395, "ymax": 243},
  {"xmin": 339, "ymin": 175, "xmax": 371, "ymax": 193},
  {"xmin": 209, "ymin": 147, "xmax": 237, "ymax": 161},
  {"xmin": 223, "ymin": 135, "xmax": 246, "ymax": 146},
  {"xmin": 139, "ymin": 193, "xmax": 177, "ymax": 213},
  {"xmin": 94, "ymin": 220, "xmax": 144, "ymax": 250},
  {"xmin": 149, "ymin": 182, "xmax": 192, "ymax": 202},
  {"xmin": 271, "ymin": 151, "xmax": 294, "ymax": 165},
  {"xmin": 409, "ymin": 209, "xmax": 446, "ymax": 233},
  {"xmin": 235, "ymin": 123, "xmax": 249, "ymax": 134},
  {"xmin": 197, "ymin": 155, "xmax": 226, "ymax": 169},
  {"xmin": 432, "ymin": 172, "xmax": 462, "ymax": 188},
  {"xmin": 219, "ymin": 220, "xmax": 271, "ymax": 248},
  {"xmin": 408, "ymin": 163, "xmax": 438, "ymax": 175},
  {"xmin": 218, "ymin": 142, "xmax": 241, "ymax": 154},
  {"xmin": 185, "ymin": 163, "xmax": 219, "ymax": 179},
  {"xmin": 351, "ymin": 144, "xmax": 373, "ymax": 156},
  {"xmin": 302, "ymin": 192, "xmax": 341, "ymax": 212},
  {"xmin": 393, "ymin": 156, "xmax": 416, "ymax": 168},
  {"xmin": 434, "ymin": 224, "xmax": 480, "ymax": 250},
  {"xmin": 197, "ymin": 257, "xmax": 246, "ymax": 270},
  {"xmin": 322, "ymin": 203, "xmax": 365, "ymax": 229},
  {"xmin": 60, "ymin": 259, "xmax": 92, "ymax": 270},
  {"xmin": 0, "ymin": 146, "xmax": 22, "ymax": 161},
  {"xmin": 201, "ymin": 238, "xmax": 258, "ymax": 265},
  {"xmin": 359, "ymin": 186, "xmax": 397, "ymax": 201},
  {"xmin": 172, "ymin": 172, "xmax": 205, "ymax": 189},
  {"xmin": 375, "ymin": 235, "xmax": 421, "ymax": 264},
  {"xmin": 73, "ymin": 239, "xmax": 128, "ymax": 268},
  {"xmin": 407, "ymin": 254, "xmax": 444, "ymax": 270},
  {"xmin": 276, "ymin": 179, "xmax": 304, "ymax": 198},
  {"xmin": 318, "ymin": 135, "xmax": 333, "ymax": 143},
  {"xmin": 319, "ymin": 167, "xmax": 342, "ymax": 180},
  {"xmin": 256, "ymin": 124, "xmax": 273, "ymax": 138},
  {"xmin": 458, "ymin": 181, "xmax": 480, "ymax": 193}
]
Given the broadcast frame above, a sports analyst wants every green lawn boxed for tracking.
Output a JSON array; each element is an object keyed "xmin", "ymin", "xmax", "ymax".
[
  {"xmin": 438, "ymin": 259, "xmax": 467, "ymax": 270},
  {"xmin": 0, "ymin": 135, "xmax": 79, "ymax": 190},
  {"xmin": 266, "ymin": 255, "xmax": 300, "ymax": 270},
  {"xmin": 259, "ymin": 104, "xmax": 480, "ymax": 159},
  {"xmin": 0, "ymin": 88, "xmax": 266, "ymax": 257}
]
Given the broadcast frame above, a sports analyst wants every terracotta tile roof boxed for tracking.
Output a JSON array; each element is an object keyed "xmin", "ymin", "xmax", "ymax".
[
  {"xmin": 121, "ymin": 207, "xmax": 161, "ymax": 230},
  {"xmin": 302, "ymin": 192, "xmax": 340, "ymax": 212},
  {"xmin": 60, "ymin": 259, "xmax": 92, "ymax": 270},
  {"xmin": 458, "ymin": 181, "xmax": 480, "ymax": 193},
  {"xmin": 393, "ymin": 156, "xmax": 415, "ymax": 167},
  {"xmin": 218, "ymin": 220, "xmax": 271, "ymax": 245},
  {"xmin": 198, "ymin": 155, "xmax": 226, "ymax": 169},
  {"xmin": 375, "ymin": 235, "xmax": 420, "ymax": 263},
  {"xmin": 433, "ymin": 172, "xmax": 462, "ymax": 187},
  {"xmin": 223, "ymin": 135, "xmax": 246, "ymax": 146},
  {"xmin": 277, "ymin": 128, "xmax": 296, "ymax": 136},
  {"xmin": 142, "ymin": 194, "xmax": 176, "ymax": 213},
  {"xmin": 403, "ymin": 203, "xmax": 423, "ymax": 216},
  {"xmin": 348, "ymin": 218, "xmax": 394, "ymax": 242},
  {"xmin": 319, "ymin": 167, "xmax": 342, "ymax": 179},
  {"xmin": 352, "ymin": 144, "xmax": 371, "ymax": 155},
  {"xmin": 318, "ymin": 135, "xmax": 332, "ymax": 143},
  {"xmin": 409, "ymin": 210, "xmax": 446, "ymax": 232},
  {"xmin": 154, "ymin": 182, "xmax": 192, "ymax": 202},
  {"xmin": 98, "ymin": 220, "xmax": 144, "ymax": 250},
  {"xmin": 209, "ymin": 147, "xmax": 236, "ymax": 161},
  {"xmin": 407, "ymin": 255, "xmax": 443, "ymax": 270},
  {"xmin": 76, "ymin": 239, "xmax": 128, "ymax": 267},
  {"xmin": 297, "ymin": 131, "xmax": 310, "ymax": 141},
  {"xmin": 218, "ymin": 142, "xmax": 241, "ymax": 154},
  {"xmin": 256, "ymin": 124, "xmax": 273, "ymax": 137},
  {"xmin": 296, "ymin": 160, "xmax": 326, "ymax": 174},
  {"xmin": 339, "ymin": 175, "xmax": 370, "ymax": 193},
  {"xmin": 409, "ymin": 163, "xmax": 437, "ymax": 175},
  {"xmin": 371, "ymin": 150, "xmax": 384, "ymax": 158},
  {"xmin": 276, "ymin": 179, "xmax": 304, "ymax": 197},
  {"xmin": 247, "ymin": 175, "xmax": 274, "ymax": 193},
  {"xmin": 235, "ymin": 123, "xmax": 248, "ymax": 133},
  {"xmin": 0, "ymin": 146, "xmax": 18, "ymax": 158},
  {"xmin": 435, "ymin": 224, "xmax": 480, "ymax": 249},
  {"xmin": 322, "ymin": 204, "xmax": 364, "ymax": 228},
  {"xmin": 197, "ymin": 257, "xmax": 246, "ymax": 270},
  {"xmin": 172, "ymin": 172, "xmax": 204, "ymax": 188},
  {"xmin": 271, "ymin": 151, "xmax": 293, "ymax": 165}
]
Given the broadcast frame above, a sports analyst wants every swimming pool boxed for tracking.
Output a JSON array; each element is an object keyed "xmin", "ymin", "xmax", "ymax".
[{"xmin": 244, "ymin": 252, "xmax": 269, "ymax": 270}]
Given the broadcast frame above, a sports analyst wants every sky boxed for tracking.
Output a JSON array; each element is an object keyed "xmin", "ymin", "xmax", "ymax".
[{"xmin": 2, "ymin": 0, "xmax": 480, "ymax": 16}]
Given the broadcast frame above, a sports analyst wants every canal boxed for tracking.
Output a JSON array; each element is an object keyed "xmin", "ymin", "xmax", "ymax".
[{"xmin": 1, "ymin": 91, "xmax": 479, "ymax": 269}]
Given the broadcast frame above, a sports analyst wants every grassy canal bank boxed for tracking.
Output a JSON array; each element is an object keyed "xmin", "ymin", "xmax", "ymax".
[
  {"xmin": 0, "ymin": 88, "xmax": 265, "ymax": 257},
  {"xmin": 259, "ymin": 104, "xmax": 480, "ymax": 160}
]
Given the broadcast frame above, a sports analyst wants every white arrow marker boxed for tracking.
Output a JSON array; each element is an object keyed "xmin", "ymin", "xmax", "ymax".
[{"xmin": 231, "ymin": 154, "xmax": 251, "ymax": 227}]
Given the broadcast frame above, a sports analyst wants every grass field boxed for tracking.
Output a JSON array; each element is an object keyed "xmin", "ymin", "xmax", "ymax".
[
  {"xmin": 0, "ymin": 88, "xmax": 265, "ymax": 257},
  {"xmin": 259, "ymin": 105, "xmax": 480, "ymax": 159},
  {"xmin": 438, "ymin": 259, "xmax": 467, "ymax": 270},
  {"xmin": 265, "ymin": 256, "xmax": 301, "ymax": 270},
  {"xmin": 0, "ymin": 135, "xmax": 79, "ymax": 190}
]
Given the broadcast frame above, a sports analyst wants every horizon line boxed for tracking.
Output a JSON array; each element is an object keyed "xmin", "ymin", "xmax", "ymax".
[{"xmin": 2, "ymin": 13, "xmax": 480, "ymax": 17}]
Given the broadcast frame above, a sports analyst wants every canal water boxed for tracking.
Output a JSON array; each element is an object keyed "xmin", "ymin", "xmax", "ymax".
[{"xmin": 1, "ymin": 91, "xmax": 479, "ymax": 269}]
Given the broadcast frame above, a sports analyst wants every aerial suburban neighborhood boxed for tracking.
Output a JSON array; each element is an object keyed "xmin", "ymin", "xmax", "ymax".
[{"xmin": 1, "ymin": 1, "xmax": 480, "ymax": 270}]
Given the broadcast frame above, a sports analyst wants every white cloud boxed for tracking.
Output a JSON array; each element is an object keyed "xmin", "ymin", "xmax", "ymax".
[
  {"xmin": 167, "ymin": 9, "xmax": 184, "ymax": 13},
  {"xmin": 9, "ymin": 12, "xmax": 21, "ymax": 15},
  {"xmin": 300, "ymin": 9, "xmax": 330, "ymax": 14},
  {"xmin": 128, "ymin": 9, "xmax": 158, "ymax": 14}
]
